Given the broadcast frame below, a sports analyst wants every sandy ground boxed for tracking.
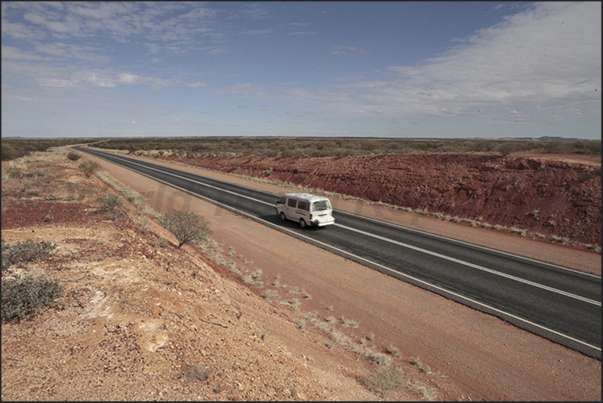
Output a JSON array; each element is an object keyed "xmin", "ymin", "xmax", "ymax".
[{"xmin": 89, "ymin": 150, "xmax": 601, "ymax": 401}]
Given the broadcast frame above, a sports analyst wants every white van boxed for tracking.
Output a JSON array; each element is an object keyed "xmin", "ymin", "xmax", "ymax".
[{"xmin": 275, "ymin": 193, "xmax": 335, "ymax": 228}]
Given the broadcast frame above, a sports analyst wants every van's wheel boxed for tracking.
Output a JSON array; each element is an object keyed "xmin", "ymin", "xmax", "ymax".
[
  {"xmin": 299, "ymin": 219, "xmax": 307, "ymax": 228},
  {"xmin": 280, "ymin": 212, "xmax": 286, "ymax": 221}
]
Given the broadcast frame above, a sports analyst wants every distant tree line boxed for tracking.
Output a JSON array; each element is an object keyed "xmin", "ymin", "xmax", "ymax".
[
  {"xmin": 1, "ymin": 138, "xmax": 97, "ymax": 161},
  {"xmin": 91, "ymin": 136, "xmax": 601, "ymax": 158},
  {"xmin": 2, "ymin": 136, "xmax": 599, "ymax": 162}
]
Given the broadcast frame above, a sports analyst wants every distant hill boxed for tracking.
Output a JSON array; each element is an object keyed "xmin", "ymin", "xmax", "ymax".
[{"xmin": 502, "ymin": 136, "xmax": 594, "ymax": 142}]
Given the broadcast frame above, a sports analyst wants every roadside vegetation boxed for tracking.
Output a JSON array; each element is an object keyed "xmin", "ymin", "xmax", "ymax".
[
  {"xmin": 90, "ymin": 136, "xmax": 601, "ymax": 157},
  {"xmin": 1, "ymin": 275, "xmax": 64, "ymax": 323},
  {"xmin": 160, "ymin": 210, "xmax": 212, "ymax": 248},
  {"xmin": 1, "ymin": 239, "xmax": 57, "ymax": 270},
  {"xmin": 1, "ymin": 138, "xmax": 97, "ymax": 161},
  {"xmin": 1, "ymin": 238, "xmax": 62, "ymax": 324}
]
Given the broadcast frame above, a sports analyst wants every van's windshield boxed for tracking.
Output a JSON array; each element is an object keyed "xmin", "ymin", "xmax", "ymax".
[{"xmin": 312, "ymin": 200, "xmax": 331, "ymax": 212}]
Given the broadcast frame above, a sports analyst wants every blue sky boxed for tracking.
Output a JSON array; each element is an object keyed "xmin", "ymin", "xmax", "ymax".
[{"xmin": 1, "ymin": 1, "xmax": 601, "ymax": 139}]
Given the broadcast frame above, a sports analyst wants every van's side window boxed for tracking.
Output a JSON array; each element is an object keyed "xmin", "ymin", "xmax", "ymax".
[
  {"xmin": 287, "ymin": 198, "xmax": 297, "ymax": 208},
  {"xmin": 297, "ymin": 201, "xmax": 309, "ymax": 211}
]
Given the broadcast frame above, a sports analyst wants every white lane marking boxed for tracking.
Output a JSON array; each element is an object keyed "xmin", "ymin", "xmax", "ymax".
[
  {"xmin": 341, "ymin": 210, "xmax": 601, "ymax": 279},
  {"xmin": 92, "ymin": 150, "xmax": 601, "ymax": 354},
  {"xmin": 336, "ymin": 223, "xmax": 600, "ymax": 306},
  {"xmin": 101, "ymin": 152, "xmax": 276, "ymax": 205},
  {"xmin": 98, "ymin": 150, "xmax": 602, "ymax": 308}
]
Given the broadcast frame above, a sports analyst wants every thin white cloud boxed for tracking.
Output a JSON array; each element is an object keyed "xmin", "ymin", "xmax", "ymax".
[
  {"xmin": 287, "ymin": 21, "xmax": 316, "ymax": 36},
  {"xmin": 23, "ymin": 11, "xmax": 72, "ymax": 34},
  {"xmin": 186, "ymin": 82, "xmax": 207, "ymax": 88},
  {"xmin": 288, "ymin": 31, "xmax": 317, "ymax": 36},
  {"xmin": 331, "ymin": 46, "xmax": 369, "ymax": 56},
  {"xmin": 4, "ymin": 2, "xmax": 219, "ymax": 49},
  {"xmin": 1, "ymin": 45, "xmax": 45, "ymax": 61},
  {"xmin": 1, "ymin": 19, "xmax": 46, "ymax": 40},
  {"xmin": 79, "ymin": 71, "xmax": 115, "ymax": 88},
  {"xmin": 38, "ymin": 78, "xmax": 77, "ymax": 88},
  {"xmin": 117, "ymin": 73, "xmax": 140, "ymax": 84},
  {"xmin": 31, "ymin": 42, "xmax": 107, "ymax": 62},
  {"xmin": 241, "ymin": 29, "xmax": 274, "ymax": 35},
  {"xmin": 1, "ymin": 59, "xmax": 176, "ymax": 90}
]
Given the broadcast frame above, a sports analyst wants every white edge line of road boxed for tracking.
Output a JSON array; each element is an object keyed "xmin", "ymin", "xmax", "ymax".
[{"xmin": 88, "ymin": 149, "xmax": 602, "ymax": 355}]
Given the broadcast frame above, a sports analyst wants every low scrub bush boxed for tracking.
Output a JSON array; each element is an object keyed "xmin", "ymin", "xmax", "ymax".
[
  {"xmin": 386, "ymin": 344, "xmax": 400, "ymax": 357},
  {"xmin": 313, "ymin": 321, "xmax": 330, "ymax": 332},
  {"xmin": 67, "ymin": 151, "xmax": 81, "ymax": 161},
  {"xmin": 187, "ymin": 363, "xmax": 212, "ymax": 382},
  {"xmin": 411, "ymin": 357, "xmax": 432, "ymax": 374},
  {"xmin": 79, "ymin": 160, "xmax": 100, "ymax": 177},
  {"xmin": 341, "ymin": 315, "xmax": 360, "ymax": 328},
  {"xmin": 329, "ymin": 329, "xmax": 352, "ymax": 345},
  {"xmin": 367, "ymin": 351, "xmax": 393, "ymax": 366},
  {"xmin": 99, "ymin": 194, "xmax": 123, "ymax": 219},
  {"xmin": 260, "ymin": 289, "xmax": 279, "ymax": 299},
  {"xmin": 2, "ymin": 239, "xmax": 57, "ymax": 270},
  {"xmin": 279, "ymin": 298, "xmax": 301, "ymax": 312},
  {"xmin": 550, "ymin": 235, "xmax": 569, "ymax": 244},
  {"xmin": 360, "ymin": 365, "xmax": 406, "ymax": 395},
  {"xmin": 159, "ymin": 210, "xmax": 211, "ymax": 248},
  {"xmin": 8, "ymin": 169, "xmax": 24, "ymax": 179},
  {"xmin": 295, "ymin": 319, "xmax": 308, "ymax": 333},
  {"xmin": 1, "ymin": 275, "xmax": 64, "ymax": 322}
]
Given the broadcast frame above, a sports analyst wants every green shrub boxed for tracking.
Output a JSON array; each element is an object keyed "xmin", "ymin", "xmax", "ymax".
[
  {"xmin": 159, "ymin": 210, "xmax": 211, "ymax": 248},
  {"xmin": 367, "ymin": 351, "xmax": 393, "ymax": 366},
  {"xmin": 341, "ymin": 315, "xmax": 360, "ymax": 328},
  {"xmin": 99, "ymin": 194, "xmax": 123, "ymax": 219},
  {"xmin": 360, "ymin": 365, "xmax": 406, "ymax": 395},
  {"xmin": 495, "ymin": 142, "xmax": 518, "ymax": 156},
  {"xmin": 67, "ymin": 151, "xmax": 82, "ymax": 161},
  {"xmin": 1, "ymin": 275, "xmax": 64, "ymax": 322},
  {"xmin": 8, "ymin": 169, "xmax": 24, "ymax": 179},
  {"xmin": 79, "ymin": 160, "xmax": 100, "ymax": 177},
  {"xmin": 329, "ymin": 329, "xmax": 352, "ymax": 345},
  {"xmin": 2, "ymin": 239, "xmax": 57, "ymax": 270},
  {"xmin": 260, "ymin": 289, "xmax": 279, "ymax": 299},
  {"xmin": 411, "ymin": 357, "xmax": 432, "ymax": 374},
  {"xmin": 386, "ymin": 344, "xmax": 400, "ymax": 357}
]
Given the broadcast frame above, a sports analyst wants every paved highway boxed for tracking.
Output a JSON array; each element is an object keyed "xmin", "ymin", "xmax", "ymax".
[{"xmin": 75, "ymin": 146, "xmax": 601, "ymax": 358}]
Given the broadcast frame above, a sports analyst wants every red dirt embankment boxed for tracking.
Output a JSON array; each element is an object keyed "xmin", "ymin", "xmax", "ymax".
[{"xmin": 150, "ymin": 151, "xmax": 601, "ymax": 247}]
